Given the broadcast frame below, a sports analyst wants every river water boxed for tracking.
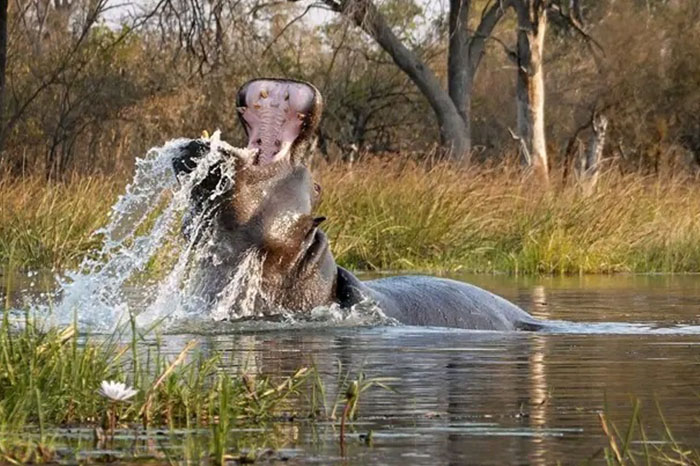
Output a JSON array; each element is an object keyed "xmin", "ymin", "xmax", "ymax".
[
  {"xmin": 146, "ymin": 273, "xmax": 700, "ymax": 464},
  {"xmin": 3, "ymin": 138, "xmax": 699, "ymax": 463},
  {"xmin": 3, "ymin": 271, "xmax": 700, "ymax": 464}
]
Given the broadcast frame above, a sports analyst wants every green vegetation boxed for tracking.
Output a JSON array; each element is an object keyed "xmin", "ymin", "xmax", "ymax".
[
  {"xmin": 0, "ymin": 175, "xmax": 121, "ymax": 270},
  {"xmin": 1, "ymin": 310, "xmax": 698, "ymax": 464},
  {"xmin": 4, "ymin": 161, "xmax": 700, "ymax": 275},
  {"xmin": 598, "ymin": 400, "xmax": 700, "ymax": 466},
  {"xmin": 0, "ymin": 311, "xmax": 395, "ymax": 464},
  {"xmin": 319, "ymin": 161, "xmax": 700, "ymax": 274}
]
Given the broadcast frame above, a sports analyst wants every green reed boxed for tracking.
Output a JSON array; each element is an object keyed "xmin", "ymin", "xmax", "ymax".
[
  {"xmin": 592, "ymin": 399, "xmax": 700, "ymax": 466},
  {"xmin": 0, "ymin": 308, "xmax": 375, "ymax": 464}
]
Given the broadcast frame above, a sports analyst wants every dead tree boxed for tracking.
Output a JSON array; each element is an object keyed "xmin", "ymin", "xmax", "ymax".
[
  {"xmin": 576, "ymin": 112, "xmax": 608, "ymax": 195},
  {"xmin": 512, "ymin": 0, "xmax": 549, "ymax": 184}
]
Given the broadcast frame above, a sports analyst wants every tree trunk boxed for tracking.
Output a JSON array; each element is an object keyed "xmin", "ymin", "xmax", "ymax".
[
  {"xmin": 319, "ymin": 0, "xmax": 508, "ymax": 161},
  {"xmin": 514, "ymin": 0, "xmax": 548, "ymax": 184},
  {"xmin": 0, "ymin": 0, "xmax": 8, "ymax": 159},
  {"xmin": 577, "ymin": 113, "xmax": 608, "ymax": 195},
  {"xmin": 337, "ymin": 0, "xmax": 470, "ymax": 160},
  {"xmin": 448, "ymin": 0, "xmax": 472, "ymax": 154}
]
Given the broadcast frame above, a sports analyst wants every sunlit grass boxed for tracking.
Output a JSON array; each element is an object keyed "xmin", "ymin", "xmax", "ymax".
[
  {"xmin": 3, "ymin": 159, "xmax": 700, "ymax": 274},
  {"xmin": 0, "ymin": 175, "xmax": 122, "ymax": 270},
  {"xmin": 317, "ymin": 159, "xmax": 700, "ymax": 274}
]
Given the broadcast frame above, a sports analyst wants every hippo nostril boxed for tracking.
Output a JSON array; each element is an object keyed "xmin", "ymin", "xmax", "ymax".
[{"xmin": 256, "ymin": 138, "xmax": 262, "ymax": 145}]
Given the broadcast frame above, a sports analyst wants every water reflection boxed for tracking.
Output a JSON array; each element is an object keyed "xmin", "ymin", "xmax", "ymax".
[
  {"xmin": 155, "ymin": 328, "xmax": 700, "ymax": 464},
  {"xmin": 4, "ymin": 271, "xmax": 700, "ymax": 464}
]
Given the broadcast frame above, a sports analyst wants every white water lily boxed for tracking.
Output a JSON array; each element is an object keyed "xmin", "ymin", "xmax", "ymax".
[{"xmin": 98, "ymin": 380, "xmax": 138, "ymax": 402}]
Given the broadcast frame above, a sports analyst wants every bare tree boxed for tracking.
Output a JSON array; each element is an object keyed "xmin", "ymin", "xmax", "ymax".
[
  {"xmin": 503, "ymin": 0, "xmax": 596, "ymax": 184},
  {"xmin": 295, "ymin": 0, "xmax": 511, "ymax": 161},
  {"xmin": 512, "ymin": 0, "xmax": 549, "ymax": 183},
  {"xmin": 576, "ymin": 112, "xmax": 608, "ymax": 195}
]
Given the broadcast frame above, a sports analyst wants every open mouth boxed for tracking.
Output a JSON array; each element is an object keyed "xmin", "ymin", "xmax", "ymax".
[{"xmin": 237, "ymin": 79, "xmax": 321, "ymax": 165}]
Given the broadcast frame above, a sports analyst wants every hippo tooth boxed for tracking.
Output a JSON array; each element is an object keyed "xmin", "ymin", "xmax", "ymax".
[{"xmin": 260, "ymin": 89, "xmax": 268, "ymax": 98}]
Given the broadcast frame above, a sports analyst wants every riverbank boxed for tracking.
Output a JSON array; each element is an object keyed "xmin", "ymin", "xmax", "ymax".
[{"xmin": 3, "ymin": 160, "xmax": 700, "ymax": 274}]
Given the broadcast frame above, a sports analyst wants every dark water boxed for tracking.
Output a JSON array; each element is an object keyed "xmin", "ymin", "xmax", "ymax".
[
  {"xmin": 157, "ymin": 273, "xmax": 700, "ymax": 465},
  {"xmin": 4, "ymin": 272, "xmax": 700, "ymax": 464}
]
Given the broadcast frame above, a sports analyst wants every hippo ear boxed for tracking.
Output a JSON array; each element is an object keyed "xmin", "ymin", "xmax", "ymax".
[{"xmin": 236, "ymin": 78, "xmax": 322, "ymax": 166}]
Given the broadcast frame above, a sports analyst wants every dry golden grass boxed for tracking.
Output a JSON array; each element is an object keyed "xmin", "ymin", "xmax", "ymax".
[
  {"xmin": 3, "ymin": 159, "xmax": 700, "ymax": 274},
  {"xmin": 317, "ymin": 159, "xmax": 700, "ymax": 274},
  {"xmin": 0, "ymin": 175, "xmax": 123, "ymax": 269}
]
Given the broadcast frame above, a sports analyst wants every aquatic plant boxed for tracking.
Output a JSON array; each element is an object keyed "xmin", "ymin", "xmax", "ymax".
[
  {"xmin": 596, "ymin": 399, "xmax": 700, "ymax": 465},
  {"xmin": 0, "ymin": 306, "xmax": 397, "ymax": 464},
  {"xmin": 0, "ymin": 313, "xmax": 306, "ymax": 463},
  {"xmin": 97, "ymin": 380, "xmax": 138, "ymax": 402}
]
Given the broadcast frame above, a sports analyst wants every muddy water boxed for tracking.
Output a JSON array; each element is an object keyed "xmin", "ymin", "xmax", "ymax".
[{"xmin": 5, "ymin": 272, "xmax": 700, "ymax": 464}]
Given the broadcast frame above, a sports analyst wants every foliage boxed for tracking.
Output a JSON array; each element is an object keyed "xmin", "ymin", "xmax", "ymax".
[
  {"xmin": 0, "ymin": 309, "xmax": 394, "ymax": 463},
  {"xmin": 0, "ymin": 0, "xmax": 697, "ymax": 177}
]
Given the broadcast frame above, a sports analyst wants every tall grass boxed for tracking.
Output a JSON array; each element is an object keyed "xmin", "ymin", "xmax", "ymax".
[
  {"xmin": 0, "ymin": 175, "xmax": 123, "ymax": 270},
  {"xmin": 3, "ymin": 160, "xmax": 700, "ymax": 274},
  {"xmin": 317, "ymin": 159, "xmax": 700, "ymax": 274}
]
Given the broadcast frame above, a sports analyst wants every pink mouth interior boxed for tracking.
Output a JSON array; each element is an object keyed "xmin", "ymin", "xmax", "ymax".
[{"xmin": 238, "ymin": 80, "xmax": 317, "ymax": 165}]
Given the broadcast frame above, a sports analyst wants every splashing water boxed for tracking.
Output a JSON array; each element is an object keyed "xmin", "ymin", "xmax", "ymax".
[
  {"xmin": 49, "ymin": 132, "xmax": 254, "ymax": 331},
  {"xmin": 40, "ymin": 132, "xmax": 392, "ymax": 333}
]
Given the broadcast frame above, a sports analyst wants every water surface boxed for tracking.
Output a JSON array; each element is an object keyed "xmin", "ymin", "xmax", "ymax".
[
  {"xmin": 4, "ymin": 272, "xmax": 700, "ymax": 464},
  {"xmin": 153, "ymin": 273, "xmax": 700, "ymax": 464}
]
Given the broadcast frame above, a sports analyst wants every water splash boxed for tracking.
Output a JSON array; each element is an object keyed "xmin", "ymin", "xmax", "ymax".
[
  {"xmin": 50, "ymin": 132, "xmax": 257, "ymax": 331},
  {"xmin": 41, "ymin": 132, "xmax": 392, "ymax": 333},
  {"xmin": 210, "ymin": 248, "xmax": 265, "ymax": 321}
]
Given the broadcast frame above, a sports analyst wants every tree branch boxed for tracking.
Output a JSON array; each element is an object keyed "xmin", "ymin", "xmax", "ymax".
[
  {"xmin": 549, "ymin": 2, "xmax": 605, "ymax": 56},
  {"xmin": 328, "ymin": 0, "xmax": 462, "ymax": 133},
  {"xmin": 469, "ymin": 0, "xmax": 511, "ymax": 77}
]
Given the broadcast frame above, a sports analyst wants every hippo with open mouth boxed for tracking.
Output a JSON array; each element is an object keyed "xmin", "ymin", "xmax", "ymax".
[{"xmin": 172, "ymin": 78, "xmax": 542, "ymax": 331}]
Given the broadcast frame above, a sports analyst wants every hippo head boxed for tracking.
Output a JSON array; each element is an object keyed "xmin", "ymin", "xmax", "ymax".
[{"xmin": 173, "ymin": 79, "xmax": 337, "ymax": 313}]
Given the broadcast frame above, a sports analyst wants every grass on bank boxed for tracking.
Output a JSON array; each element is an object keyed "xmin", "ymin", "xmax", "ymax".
[{"xmin": 3, "ymin": 160, "xmax": 700, "ymax": 274}]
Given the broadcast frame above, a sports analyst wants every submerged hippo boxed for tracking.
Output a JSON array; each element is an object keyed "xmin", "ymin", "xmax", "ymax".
[{"xmin": 172, "ymin": 78, "xmax": 542, "ymax": 331}]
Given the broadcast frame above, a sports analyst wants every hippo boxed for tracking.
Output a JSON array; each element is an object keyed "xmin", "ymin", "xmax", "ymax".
[{"xmin": 172, "ymin": 78, "xmax": 542, "ymax": 331}]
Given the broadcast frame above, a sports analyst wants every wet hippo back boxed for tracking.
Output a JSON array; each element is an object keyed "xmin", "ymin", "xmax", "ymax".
[{"xmin": 362, "ymin": 275, "xmax": 542, "ymax": 331}]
